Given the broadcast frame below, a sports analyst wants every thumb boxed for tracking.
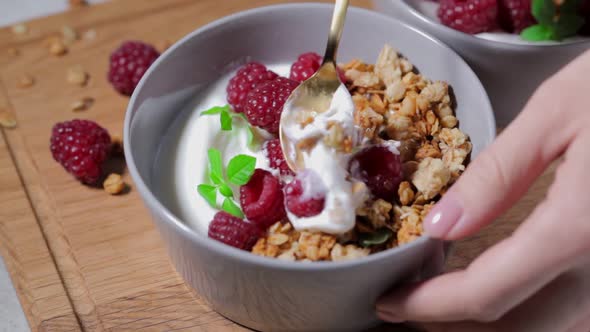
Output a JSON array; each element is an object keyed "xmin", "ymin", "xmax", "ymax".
[{"xmin": 424, "ymin": 83, "xmax": 572, "ymax": 240}]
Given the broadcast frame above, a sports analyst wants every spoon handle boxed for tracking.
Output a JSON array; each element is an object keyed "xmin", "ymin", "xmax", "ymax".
[{"xmin": 322, "ymin": 0, "xmax": 349, "ymax": 65}]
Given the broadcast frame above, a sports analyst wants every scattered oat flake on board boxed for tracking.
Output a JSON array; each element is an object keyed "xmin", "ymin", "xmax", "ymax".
[
  {"xmin": 70, "ymin": 97, "xmax": 94, "ymax": 112},
  {"xmin": 62, "ymin": 26, "xmax": 78, "ymax": 45},
  {"xmin": 49, "ymin": 40, "xmax": 68, "ymax": 56},
  {"xmin": 103, "ymin": 174, "xmax": 126, "ymax": 195},
  {"xmin": 83, "ymin": 29, "xmax": 97, "ymax": 41},
  {"xmin": 43, "ymin": 35, "xmax": 60, "ymax": 47},
  {"xmin": 17, "ymin": 75, "xmax": 35, "ymax": 89},
  {"xmin": 7, "ymin": 48, "xmax": 19, "ymax": 56},
  {"xmin": 11, "ymin": 24, "xmax": 27, "ymax": 35},
  {"xmin": 0, "ymin": 108, "xmax": 17, "ymax": 129},
  {"xmin": 67, "ymin": 65, "xmax": 88, "ymax": 86}
]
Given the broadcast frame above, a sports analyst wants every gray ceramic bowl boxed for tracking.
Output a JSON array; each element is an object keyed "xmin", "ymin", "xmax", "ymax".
[
  {"xmin": 124, "ymin": 4, "xmax": 495, "ymax": 331},
  {"xmin": 374, "ymin": 0, "xmax": 590, "ymax": 127}
]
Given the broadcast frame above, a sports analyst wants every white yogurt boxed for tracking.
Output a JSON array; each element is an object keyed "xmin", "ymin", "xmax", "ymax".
[
  {"xmin": 281, "ymin": 85, "xmax": 367, "ymax": 234},
  {"xmin": 155, "ymin": 65, "xmax": 370, "ymax": 236},
  {"xmin": 154, "ymin": 64, "xmax": 289, "ymax": 235}
]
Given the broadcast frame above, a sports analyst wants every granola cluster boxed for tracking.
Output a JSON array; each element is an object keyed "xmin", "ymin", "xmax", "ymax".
[
  {"xmin": 252, "ymin": 222, "xmax": 370, "ymax": 261},
  {"xmin": 251, "ymin": 45, "xmax": 472, "ymax": 261}
]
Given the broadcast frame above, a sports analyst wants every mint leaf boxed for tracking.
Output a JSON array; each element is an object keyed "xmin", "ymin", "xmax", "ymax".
[
  {"xmin": 201, "ymin": 105, "xmax": 233, "ymax": 131},
  {"xmin": 222, "ymin": 198, "xmax": 243, "ymax": 218},
  {"xmin": 226, "ymin": 155, "xmax": 256, "ymax": 185},
  {"xmin": 218, "ymin": 183, "xmax": 234, "ymax": 197},
  {"xmin": 201, "ymin": 105, "xmax": 230, "ymax": 116},
  {"xmin": 521, "ymin": 24, "xmax": 556, "ymax": 41},
  {"xmin": 359, "ymin": 228, "xmax": 393, "ymax": 247},
  {"xmin": 532, "ymin": 0, "xmax": 556, "ymax": 25},
  {"xmin": 220, "ymin": 109, "xmax": 233, "ymax": 131},
  {"xmin": 197, "ymin": 184, "xmax": 217, "ymax": 207},
  {"xmin": 203, "ymin": 106, "xmax": 258, "ymax": 146},
  {"xmin": 210, "ymin": 173, "xmax": 224, "ymax": 185},
  {"xmin": 207, "ymin": 148, "xmax": 223, "ymax": 181}
]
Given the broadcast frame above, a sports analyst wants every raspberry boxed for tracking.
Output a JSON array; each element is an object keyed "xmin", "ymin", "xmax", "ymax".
[
  {"xmin": 208, "ymin": 212, "xmax": 262, "ymax": 250},
  {"xmin": 349, "ymin": 146, "xmax": 403, "ymax": 200},
  {"xmin": 50, "ymin": 119, "xmax": 111, "ymax": 185},
  {"xmin": 498, "ymin": 0, "xmax": 535, "ymax": 33},
  {"xmin": 437, "ymin": 0, "xmax": 498, "ymax": 34},
  {"xmin": 289, "ymin": 52, "xmax": 347, "ymax": 83},
  {"xmin": 290, "ymin": 52, "xmax": 322, "ymax": 82},
  {"xmin": 226, "ymin": 62, "xmax": 278, "ymax": 113},
  {"xmin": 240, "ymin": 169, "xmax": 286, "ymax": 228},
  {"xmin": 108, "ymin": 41, "xmax": 160, "ymax": 96},
  {"xmin": 244, "ymin": 77, "xmax": 298, "ymax": 134},
  {"xmin": 263, "ymin": 138, "xmax": 294, "ymax": 176},
  {"xmin": 284, "ymin": 171, "xmax": 326, "ymax": 217}
]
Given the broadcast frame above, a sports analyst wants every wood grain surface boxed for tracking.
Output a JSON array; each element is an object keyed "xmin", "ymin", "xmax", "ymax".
[{"xmin": 0, "ymin": 0, "xmax": 554, "ymax": 331}]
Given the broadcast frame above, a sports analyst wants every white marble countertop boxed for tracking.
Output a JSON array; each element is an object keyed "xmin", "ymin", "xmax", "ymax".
[{"xmin": 0, "ymin": 2, "xmax": 106, "ymax": 331}]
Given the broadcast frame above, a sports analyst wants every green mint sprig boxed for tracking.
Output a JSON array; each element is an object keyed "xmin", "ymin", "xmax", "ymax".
[
  {"xmin": 201, "ymin": 105, "xmax": 256, "ymax": 145},
  {"xmin": 197, "ymin": 148, "xmax": 256, "ymax": 218},
  {"xmin": 521, "ymin": 0, "xmax": 585, "ymax": 41},
  {"xmin": 201, "ymin": 105, "xmax": 233, "ymax": 130},
  {"xmin": 358, "ymin": 228, "xmax": 393, "ymax": 247}
]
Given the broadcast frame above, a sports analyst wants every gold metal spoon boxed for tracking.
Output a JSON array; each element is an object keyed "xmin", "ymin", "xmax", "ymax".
[{"xmin": 279, "ymin": 0, "xmax": 351, "ymax": 172}]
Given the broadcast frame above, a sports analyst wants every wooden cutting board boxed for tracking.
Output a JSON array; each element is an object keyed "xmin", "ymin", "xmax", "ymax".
[{"xmin": 0, "ymin": 0, "xmax": 555, "ymax": 331}]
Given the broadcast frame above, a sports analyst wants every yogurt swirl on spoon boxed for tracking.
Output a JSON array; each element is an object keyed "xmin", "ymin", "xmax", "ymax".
[{"xmin": 282, "ymin": 85, "xmax": 368, "ymax": 233}]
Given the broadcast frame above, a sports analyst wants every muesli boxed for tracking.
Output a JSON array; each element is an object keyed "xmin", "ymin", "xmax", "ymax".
[{"xmin": 198, "ymin": 45, "xmax": 472, "ymax": 261}]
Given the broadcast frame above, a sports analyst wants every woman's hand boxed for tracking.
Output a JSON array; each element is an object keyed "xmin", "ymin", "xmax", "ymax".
[{"xmin": 376, "ymin": 50, "xmax": 590, "ymax": 332}]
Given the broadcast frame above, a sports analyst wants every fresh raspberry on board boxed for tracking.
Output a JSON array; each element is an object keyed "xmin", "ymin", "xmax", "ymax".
[
  {"xmin": 50, "ymin": 119, "xmax": 111, "ymax": 185},
  {"xmin": 349, "ymin": 146, "xmax": 403, "ymax": 200},
  {"xmin": 263, "ymin": 138, "xmax": 294, "ymax": 177},
  {"xmin": 289, "ymin": 52, "xmax": 347, "ymax": 83},
  {"xmin": 498, "ymin": 0, "xmax": 535, "ymax": 33},
  {"xmin": 226, "ymin": 62, "xmax": 278, "ymax": 113},
  {"xmin": 208, "ymin": 211, "xmax": 262, "ymax": 250},
  {"xmin": 108, "ymin": 41, "xmax": 160, "ymax": 96},
  {"xmin": 284, "ymin": 171, "xmax": 326, "ymax": 218},
  {"xmin": 244, "ymin": 77, "xmax": 298, "ymax": 134},
  {"xmin": 437, "ymin": 0, "xmax": 499, "ymax": 34},
  {"xmin": 240, "ymin": 169, "xmax": 286, "ymax": 228}
]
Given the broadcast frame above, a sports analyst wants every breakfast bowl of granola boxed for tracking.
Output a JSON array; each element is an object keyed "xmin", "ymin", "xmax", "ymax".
[
  {"xmin": 124, "ymin": 3, "xmax": 495, "ymax": 331},
  {"xmin": 374, "ymin": 0, "xmax": 590, "ymax": 126}
]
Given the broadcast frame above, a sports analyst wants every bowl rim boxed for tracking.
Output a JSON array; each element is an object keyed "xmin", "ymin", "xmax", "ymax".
[
  {"xmin": 394, "ymin": 0, "xmax": 590, "ymax": 49},
  {"xmin": 124, "ymin": 2, "xmax": 496, "ymax": 271}
]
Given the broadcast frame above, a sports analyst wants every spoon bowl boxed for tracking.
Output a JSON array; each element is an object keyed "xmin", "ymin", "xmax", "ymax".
[
  {"xmin": 280, "ymin": 62, "xmax": 345, "ymax": 171},
  {"xmin": 279, "ymin": 0, "xmax": 352, "ymax": 172}
]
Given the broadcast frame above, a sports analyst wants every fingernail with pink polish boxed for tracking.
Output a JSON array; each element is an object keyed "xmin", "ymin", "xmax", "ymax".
[{"xmin": 423, "ymin": 191, "xmax": 463, "ymax": 238}]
